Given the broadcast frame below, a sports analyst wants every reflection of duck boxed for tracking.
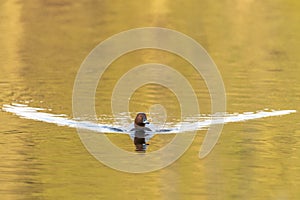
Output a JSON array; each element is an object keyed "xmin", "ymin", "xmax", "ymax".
[{"xmin": 132, "ymin": 113, "xmax": 152, "ymax": 151}]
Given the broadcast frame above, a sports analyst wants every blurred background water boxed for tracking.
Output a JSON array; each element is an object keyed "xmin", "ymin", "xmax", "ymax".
[{"xmin": 0, "ymin": 0, "xmax": 299, "ymax": 199}]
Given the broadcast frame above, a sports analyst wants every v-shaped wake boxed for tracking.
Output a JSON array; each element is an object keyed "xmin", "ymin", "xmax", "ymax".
[{"xmin": 2, "ymin": 103, "xmax": 296, "ymax": 135}]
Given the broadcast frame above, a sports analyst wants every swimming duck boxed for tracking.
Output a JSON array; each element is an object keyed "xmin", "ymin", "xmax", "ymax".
[{"xmin": 133, "ymin": 113, "xmax": 151, "ymax": 151}]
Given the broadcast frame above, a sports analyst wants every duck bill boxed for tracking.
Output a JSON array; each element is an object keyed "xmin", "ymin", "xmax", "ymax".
[{"xmin": 142, "ymin": 115, "xmax": 149, "ymax": 124}]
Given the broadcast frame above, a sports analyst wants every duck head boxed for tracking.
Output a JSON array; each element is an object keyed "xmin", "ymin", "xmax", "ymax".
[{"xmin": 134, "ymin": 112, "xmax": 149, "ymax": 127}]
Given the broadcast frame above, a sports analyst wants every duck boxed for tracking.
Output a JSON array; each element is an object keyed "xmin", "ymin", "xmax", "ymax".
[{"xmin": 132, "ymin": 113, "xmax": 151, "ymax": 151}]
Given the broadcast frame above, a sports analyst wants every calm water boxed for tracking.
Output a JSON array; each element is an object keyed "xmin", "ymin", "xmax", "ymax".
[{"xmin": 1, "ymin": 0, "xmax": 300, "ymax": 199}]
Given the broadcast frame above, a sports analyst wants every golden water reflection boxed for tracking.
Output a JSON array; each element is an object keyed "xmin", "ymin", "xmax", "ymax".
[{"xmin": 0, "ymin": 0, "xmax": 299, "ymax": 199}]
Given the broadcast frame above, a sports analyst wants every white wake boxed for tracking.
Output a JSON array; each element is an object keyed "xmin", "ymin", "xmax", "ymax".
[{"xmin": 2, "ymin": 103, "xmax": 296, "ymax": 134}]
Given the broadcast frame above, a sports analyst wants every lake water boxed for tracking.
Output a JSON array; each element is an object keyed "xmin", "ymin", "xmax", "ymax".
[{"xmin": 0, "ymin": 0, "xmax": 299, "ymax": 199}]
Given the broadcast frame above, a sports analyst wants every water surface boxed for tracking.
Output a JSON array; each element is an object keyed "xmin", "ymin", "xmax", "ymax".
[{"xmin": 0, "ymin": 0, "xmax": 299, "ymax": 199}]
